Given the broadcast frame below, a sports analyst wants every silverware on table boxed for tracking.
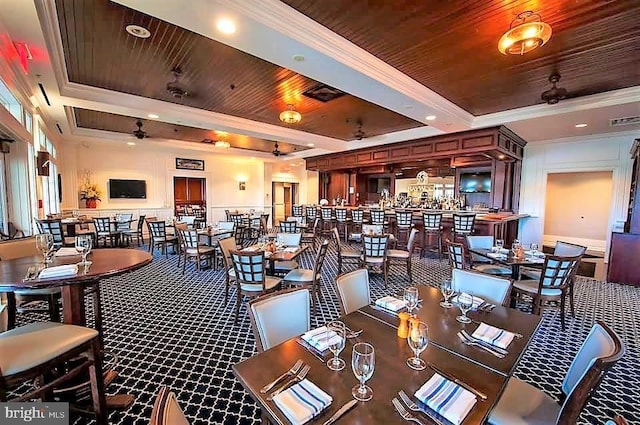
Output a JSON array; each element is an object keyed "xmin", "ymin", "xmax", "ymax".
[
  {"xmin": 260, "ymin": 359, "xmax": 303, "ymax": 394},
  {"xmin": 427, "ymin": 363, "xmax": 487, "ymax": 401},
  {"xmin": 345, "ymin": 327, "xmax": 363, "ymax": 338},
  {"xmin": 321, "ymin": 399, "xmax": 358, "ymax": 425},
  {"xmin": 392, "ymin": 397, "xmax": 425, "ymax": 424},
  {"xmin": 457, "ymin": 332, "xmax": 506, "ymax": 358},
  {"xmin": 398, "ymin": 390, "xmax": 444, "ymax": 425},
  {"xmin": 267, "ymin": 364, "xmax": 310, "ymax": 401},
  {"xmin": 468, "ymin": 320, "xmax": 523, "ymax": 339},
  {"xmin": 460, "ymin": 330, "xmax": 510, "ymax": 355}
]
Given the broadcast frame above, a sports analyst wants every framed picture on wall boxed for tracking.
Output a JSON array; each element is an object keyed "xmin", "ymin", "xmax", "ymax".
[{"xmin": 176, "ymin": 158, "xmax": 205, "ymax": 171}]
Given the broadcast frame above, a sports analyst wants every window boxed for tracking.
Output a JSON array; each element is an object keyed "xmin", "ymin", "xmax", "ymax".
[
  {"xmin": 24, "ymin": 109, "xmax": 32, "ymax": 134},
  {"xmin": 0, "ymin": 79, "xmax": 23, "ymax": 123},
  {"xmin": 0, "ymin": 155, "xmax": 7, "ymax": 235},
  {"xmin": 39, "ymin": 130, "xmax": 60, "ymax": 215}
]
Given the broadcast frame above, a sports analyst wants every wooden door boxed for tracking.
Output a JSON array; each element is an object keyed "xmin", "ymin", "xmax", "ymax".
[{"xmin": 284, "ymin": 186, "xmax": 292, "ymax": 218}]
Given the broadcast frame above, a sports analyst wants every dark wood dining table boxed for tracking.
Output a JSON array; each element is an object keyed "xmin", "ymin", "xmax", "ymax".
[
  {"xmin": 468, "ymin": 247, "xmax": 545, "ymax": 280},
  {"xmin": 197, "ymin": 228, "xmax": 234, "ymax": 246},
  {"xmin": 233, "ymin": 285, "xmax": 541, "ymax": 424}
]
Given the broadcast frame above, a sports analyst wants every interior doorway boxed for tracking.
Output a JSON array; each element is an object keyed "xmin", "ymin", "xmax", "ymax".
[
  {"xmin": 174, "ymin": 177, "xmax": 206, "ymax": 215},
  {"xmin": 272, "ymin": 182, "xmax": 298, "ymax": 224}
]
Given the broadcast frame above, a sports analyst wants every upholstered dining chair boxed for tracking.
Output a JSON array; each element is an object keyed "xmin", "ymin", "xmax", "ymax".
[
  {"xmin": 387, "ymin": 228, "xmax": 419, "ymax": 283},
  {"xmin": 361, "ymin": 234, "xmax": 390, "ymax": 288},
  {"xmin": 333, "ymin": 227, "xmax": 360, "ymax": 274},
  {"xmin": 121, "ymin": 215, "xmax": 145, "ymax": 246},
  {"xmin": 521, "ymin": 240, "xmax": 586, "ymax": 280},
  {"xmin": 282, "ymin": 240, "xmax": 329, "ymax": 315},
  {"xmin": 93, "ymin": 216, "xmax": 120, "ymax": 248},
  {"xmin": 177, "ymin": 229, "xmax": 216, "ymax": 274},
  {"xmin": 335, "ymin": 268, "xmax": 371, "ymax": 316},
  {"xmin": 218, "ymin": 237, "xmax": 238, "ymax": 305},
  {"xmin": 230, "ymin": 250, "xmax": 282, "ymax": 324},
  {"xmin": 248, "ymin": 288, "xmax": 310, "ymax": 352},
  {"xmin": 512, "ymin": 254, "xmax": 582, "ymax": 330},
  {"xmin": 466, "ymin": 235, "xmax": 512, "ymax": 276},
  {"xmin": 150, "ymin": 386, "xmax": 190, "ymax": 425},
  {"xmin": 446, "ymin": 239, "xmax": 467, "ymax": 270},
  {"xmin": 451, "ymin": 268, "xmax": 512, "ymax": 306},
  {"xmin": 488, "ymin": 321, "xmax": 625, "ymax": 425},
  {"xmin": 273, "ymin": 232, "xmax": 302, "ymax": 276},
  {"xmin": 148, "ymin": 221, "xmax": 179, "ymax": 258},
  {"xmin": 0, "ymin": 322, "xmax": 107, "ymax": 424},
  {"xmin": 421, "ymin": 212, "xmax": 443, "ymax": 259}
]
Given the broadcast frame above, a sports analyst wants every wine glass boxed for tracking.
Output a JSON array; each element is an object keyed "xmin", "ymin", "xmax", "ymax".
[
  {"xmin": 440, "ymin": 278, "xmax": 454, "ymax": 308},
  {"xmin": 530, "ymin": 242, "xmax": 539, "ymax": 255},
  {"xmin": 36, "ymin": 233, "xmax": 54, "ymax": 265},
  {"xmin": 456, "ymin": 292, "xmax": 473, "ymax": 324},
  {"xmin": 495, "ymin": 239, "xmax": 504, "ymax": 251},
  {"xmin": 75, "ymin": 235, "xmax": 92, "ymax": 266},
  {"xmin": 407, "ymin": 320, "xmax": 429, "ymax": 370},
  {"xmin": 351, "ymin": 342, "xmax": 375, "ymax": 402},
  {"xmin": 326, "ymin": 321, "xmax": 346, "ymax": 371},
  {"xmin": 404, "ymin": 286, "xmax": 419, "ymax": 316}
]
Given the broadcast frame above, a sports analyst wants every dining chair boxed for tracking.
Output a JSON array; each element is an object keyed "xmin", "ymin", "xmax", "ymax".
[
  {"xmin": 361, "ymin": 234, "xmax": 390, "ymax": 288},
  {"xmin": 278, "ymin": 220, "xmax": 298, "ymax": 234},
  {"xmin": 218, "ymin": 237, "xmax": 238, "ymax": 305},
  {"xmin": 148, "ymin": 221, "xmax": 179, "ymax": 258},
  {"xmin": 282, "ymin": 240, "xmax": 329, "ymax": 315},
  {"xmin": 466, "ymin": 235, "xmax": 512, "ymax": 276},
  {"xmin": 150, "ymin": 386, "xmax": 190, "ymax": 425},
  {"xmin": 93, "ymin": 216, "xmax": 120, "ymax": 247},
  {"xmin": 336, "ymin": 268, "xmax": 371, "ymax": 315},
  {"xmin": 319, "ymin": 207, "xmax": 335, "ymax": 237},
  {"xmin": 333, "ymin": 227, "xmax": 360, "ymax": 274},
  {"xmin": 512, "ymin": 254, "xmax": 582, "ymax": 330},
  {"xmin": 488, "ymin": 321, "xmax": 624, "ymax": 425},
  {"xmin": 305, "ymin": 205, "xmax": 318, "ymax": 225},
  {"xmin": 217, "ymin": 221, "xmax": 235, "ymax": 232},
  {"xmin": 387, "ymin": 228, "xmax": 419, "ymax": 282},
  {"xmin": 260, "ymin": 213, "xmax": 270, "ymax": 232},
  {"xmin": 521, "ymin": 240, "xmax": 586, "ymax": 280},
  {"xmin": 273, "ymin": 232, "xmax": 302, "ymax": 275},
  {"xmin": 248, "ymin": 288, "xmax": 311, "ymax": 352},
  {"xmin": 74, "ymin": 215, "xmax": 95, "ymax": 243},
  {"xmin": 37, "ymin": 218, "xmax": 74, "ymax": 247},
  {"xmin": 452, "ymin": 213, "xmax": 476, "ymax": 242},
  {"xmin": 0, "ymin": 322, "xmax": 107, "ymax": 424},
  {"xmin": 301, "ymin": 218, "xmax": 319, "ymax": 248},
  {"xmin": 230, "ymin": 250, "xmax": 282, "ymax": 324},
  {"xmin": 121, "ymin": 215, "xmax": 145, "ymax": 246},
  {"xmin": 334, "ymin": 208, "xmax": 350, "ymax": 241},
  {"xmin": 451, "ymin": 268, "xmax": 512, "ymax": 306},
  {"xmin": 177, "ymin": 229, "xmax": 215, "ymax": 274},
  {"xmin": 421, "ymin": 212, "xmax": 443, "ymax": 259},
  {"xmin": 348, "ymin": 209, "xmax": 365, "ymax": 242},
  {"xmin": 229, "ymin": 214, "xmax": 246, "ymax": 243},
  {"xmin": 394, "ymin": 210, "xmax": 414, "ymax": 248},
  {"xmin": 446, "ymin": 239, "xmax": 467, "ymax": 270},
  {"xmin": 292, "ymin": 205, "xmax": 304, "ymax": 217}
]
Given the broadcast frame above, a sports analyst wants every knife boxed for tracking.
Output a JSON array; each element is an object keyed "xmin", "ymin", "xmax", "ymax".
[
  {"xmin": 427, "ymin": 363, "xmax": 487, "ymax": 401},
  {"xmin": 322, "ymin": 399, "xmax": 358, "ymax": 425}
]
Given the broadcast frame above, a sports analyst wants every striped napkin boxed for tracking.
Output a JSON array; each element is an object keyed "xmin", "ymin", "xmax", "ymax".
[
  {"xmin": 415, "ymin": 373, "xmax": 476, "ymax": 425},
  {"xmin": 39, "ymin": 264, "xmax": 78, "ymax": 279},
  {"xmin": 273, "ymin": 379, "xmax": 332, "ymax": 425},
  {"xmin": 301, "ymin": 326, "xmax": 341, "ymax": 352},
  {"xmin": 54, "ymin": 247, "xmax": 80, "ymax": 257},
  {"xmin": 375, "ymin": 296, "xmax": 407, "ymax": 312},
  {"xmin": 471, "ymin": 322, "xmax": 515, "ymax": 349}
]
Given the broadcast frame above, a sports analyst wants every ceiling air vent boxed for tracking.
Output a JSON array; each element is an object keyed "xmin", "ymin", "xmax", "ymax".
[
  {"xmin": 302, "ymin": 83, "xmax": 346, "ymax": 103},
  {"xmin": 610, "ymin": 116, "xmax": 640, "ymax": 127}
]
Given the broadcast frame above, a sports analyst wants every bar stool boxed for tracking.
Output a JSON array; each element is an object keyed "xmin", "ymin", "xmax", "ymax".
[
  {"xmin": 422, "ymin": 212, "xmax": 444, "ymax": 259},
  {"xmin": 394, "ymin": 210, "xmax": 414, "ymax": 249},
  {"xmin": 305, "ymin": 205, "xmax": 318, "ymax": 226},
  {"xmin": 452, "ymin": 213, "xmax": 476, "ymax": 243},
  {"xmin": 320, "ymin": 207, "xmax": 335, "ymax": 237},
  {"xmin": 334, "ymin": 208, "xmax": 350, "ymax": 241},
  {"xmin": 348, "ymin": 209, "xmax": 365, "ymax": 242},
  {"xmin": 292, "ymin": 205, "xmax": 304, "ymax": 218}
]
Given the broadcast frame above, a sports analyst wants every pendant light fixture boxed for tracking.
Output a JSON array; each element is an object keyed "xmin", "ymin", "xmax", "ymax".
[
  {"xmin": 498, "ymin": 11, "xmax": 552, "ymax": 55},
  {"xmin": 279, "ymin": 104, "xmax": 302, "ymax": 124}
]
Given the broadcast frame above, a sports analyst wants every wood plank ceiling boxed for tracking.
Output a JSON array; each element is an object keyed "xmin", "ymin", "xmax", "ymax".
[
  {"xmin": 282, "ymin": 0, "xmax": 640, "ymax": 115},
  {"xmin": 73, "ymin": 108, "xmax": 307, "ymax": 154},
  {"xmin": 55, "ymin": 0, "xmax": 424, "ymax": 141}
]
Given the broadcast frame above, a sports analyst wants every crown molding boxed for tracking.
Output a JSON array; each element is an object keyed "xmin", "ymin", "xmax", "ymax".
[{"xmin": 525, "ymin": 129, "xmax": 640, "ymax": 146}]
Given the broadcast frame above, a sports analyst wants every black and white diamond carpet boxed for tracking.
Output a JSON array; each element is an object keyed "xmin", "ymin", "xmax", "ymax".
[{"xmin": 20, "ymin": 243, "xmax": 639, "ymax": 424}]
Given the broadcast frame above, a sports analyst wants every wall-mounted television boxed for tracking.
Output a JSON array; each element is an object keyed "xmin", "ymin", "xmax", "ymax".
[
  {"xmin": 109, "ymin": 179, "xmax": 147, "ymax": 199},
  {"xmin": 369, "ymin": 177, "xmax": 391, "ymax": 193},
  {"xmin": 459, "ymin": 172, "xmax": 491, "ymax": 193}
]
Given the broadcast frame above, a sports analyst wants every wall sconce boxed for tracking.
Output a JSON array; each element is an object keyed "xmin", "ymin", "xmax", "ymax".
[{"xmin": 239, "ymin": 181, "xmax": 246, "ymax": 191}]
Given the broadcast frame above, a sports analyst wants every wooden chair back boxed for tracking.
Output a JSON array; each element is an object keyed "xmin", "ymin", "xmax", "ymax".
[
  {"xmin": 93, "ymin": 217, "xmax": 111, "ymax": 234},
  {"xmin": 37, "ymin": 219, "xmax": 65, "ymax": 244},
  {"xmin": 231, "ymin": 250, "xmax": 266, "ymax": 288},
  {"xmin": 292, "ymin": 205, "xmax": 303, "ymax": 217},
  {"xmin": 351, "ymin": 209, "xmax": 364, "ymax": 223},
  {"xmin": 320, "ymin": 207, "xmax": 333, "ymax": 220},
  {"xmin": 453, "ymin": 213, "xmax": 475, "ymax": 234},
  {"xmin": 370, "ymin": 209, "xmax": 386, "ymax": 225},
  {"xmin": 279, "ymin": 220, "xmax": 297, "ymax": 233},
  {"xmin": 312, "ymin": 240, "xmax": 330, "ymax": 283},
  {"xmin": 363, "ymin": 234, "xmax": 389, "ymax": 260},
  {"xmin": 305, "ymin": 206, "xmax": 317, "ymax": 219},
  {"xmin": 446, "ymin": 240, "xmax": 467, "ymax": 269},
  {"xmin": 0, "ymin": 236, "xmax": 39, "ymax": 260},
  {"xmin": 537, "ymin": 254, "xmax": 582, "ymax": 293},
  {"xmin": 148, "ymin": 221, "xmax": 168, "ymax": 239},
  {"xmin": 136, "ymin": 215, "xmax": 146, "ymax": 233},
  {"xmin": 179, "ymin": 229, "xmax": 199, "ymax": 249},
  {"xmin": 423, "ymin": 212, "xmax": 443, "ymax": 230},
  {"xmin": 335, "ymin": 208, "xmax": 348, "ymax": 222},
  {"xmin": 395, "ymin": 210, "xmax": 413, "ymax": 228}
]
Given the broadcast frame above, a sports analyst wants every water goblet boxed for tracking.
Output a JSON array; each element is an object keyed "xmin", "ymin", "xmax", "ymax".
[
  {"xmin": 325, "ymin": 321, "xmax": 346, "ymax": 371},
  {"xmin": 36, "ymin": 233, "xmax": 54, "ymax": 265},
  {"xmin": 456, "ymin": 292, "xmax": 473, "ymax": 324},
  {"xmin": 530, "ymin": 242, "xmax": 539, "ymax": 255},
  {"xmin": 75, "ymin": 235, "xmax": 92, "ymax": 266},
  {"xmin": 439, "ymin": 278, "xmax": 454, "ymax": 308},
  {"xmin": 404, "ymin": 286, "xmax": 419, "ymax": 316},
  {"xmin": 407, "ymin": 320, "xmax": 429, "ymax": 370},
  {"xmin": 351, "ymin": 342, "xmax": 375, "ymax": 402},
  {"xmin": 495, "ymin": 239, "xmax": 504, "ymax": 251}
]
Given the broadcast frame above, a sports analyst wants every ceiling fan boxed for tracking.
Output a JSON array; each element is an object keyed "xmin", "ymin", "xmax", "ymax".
[
  {"xmin": 540, "ymin": 73, "xmax": 568, "ymax": 104},
  {"xmin": 166, "ymin": 66, "xmax": 192, "ymax": 100},
  {"xmin": 132, "ymin": 119, "xmax": 148, "ymax": 139},
  {"xmin": 272, "ymin": 141, "xmax": 288, "ymax": 157}
]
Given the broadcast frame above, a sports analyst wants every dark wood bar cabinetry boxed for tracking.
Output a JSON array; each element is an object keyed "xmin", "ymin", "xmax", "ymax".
[{"xmin": 608, "ymin": 139, "xmax": 640, "ymax": 286}]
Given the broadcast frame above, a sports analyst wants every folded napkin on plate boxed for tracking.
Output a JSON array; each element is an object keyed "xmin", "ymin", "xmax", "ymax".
[
  {"xmin": 273, "ymin": 379, "xmax": 332, "ymax": 425},
  {"xmin": 524, "ymin": 250, "xmax": 545, "ymax": 258},
  {"xmin": 284, "ymin": 246, "xmax": 299, "ymax": 252},
  {"xmin": 486, "ymin": 252, "xmax": 507, "ymax": 260},
  {"xmin": 415, "ymin": 373, "xmax": 476, "ymax": 425},
  {"xmin": 375, "ymin": 296, "xmax": 407, "ymax": 312},
  {"xmin": 300, "ymin": 326, "xmax": 341, "ymax": 352},
  {"xmin": 525, "ymin": 256, "xmax": 545, "ymax": 264},
  {"xmin": 471, "ymin": 322, "xmax": 515, "ymax": 349},
  {"xmin": 54, "ymin": 247, "xmax": 80, "ymax": 257},
  {"xmin": 39, "ymin": 264, "xmax": 78, "ymax": 279}
]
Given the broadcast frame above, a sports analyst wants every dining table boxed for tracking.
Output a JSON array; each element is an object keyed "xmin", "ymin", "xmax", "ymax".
[
  {"xmin": 233, "ymin": 285, "xmax": 541, "ymax": 424},
  {"xmin": 197, "ymin": 228, "xmax": 234, "ymax": 246},
  {"xmin": 467, "ymin": 247, "xmax": 545, "ymax": 280},
  {"xmin": 244, "ymin": 244, "xmax": 308, "ymax": 275}
]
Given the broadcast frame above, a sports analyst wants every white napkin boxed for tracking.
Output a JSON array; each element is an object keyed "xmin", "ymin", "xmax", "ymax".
[
  {"xmin": 39, "ymin": 264, "xmax": 78, "ymax": 279},
  {"xmin": 525, "ymin": 256, "xmax": 545, "ymax": 264},
  {"xmin": 486, "ymin": 252, "xmax": 507, "ymax": 260},
  {"xmin": 284, "ymin": 246, "xmax": 299, "ymax": 253},
  {"xmin": 54, "ymin": 247, "xmax": 81, "ymax": 257},
  {"xmin": 472, "ymin": 322, "xmax": 515, "ymax": 349},
  {"xmin": 415, "ymin": 373, "xmax": 476, "ymax": 425},
  {"xmin": 243, "ymin": 246, "xmax": 259, "ymax": 252},
  {"xmin": 375, "ymin": 296, "xmax": 407, "ymax": 312},
  {"xmin": 273, "ymin": 379, "xmax": 332, "ymax": 425},
  {"xmin": 300, "ymin": 326, "xmax": 341, "ymax": 352},
  {"xmin": 494, "ymin": 247, "xmax": 510, "ymax": 254}
]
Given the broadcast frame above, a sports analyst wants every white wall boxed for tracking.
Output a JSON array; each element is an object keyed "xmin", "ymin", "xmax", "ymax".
[{"xmin": 518, "ymin": 131, "xmax": 636, "ymax": 256}]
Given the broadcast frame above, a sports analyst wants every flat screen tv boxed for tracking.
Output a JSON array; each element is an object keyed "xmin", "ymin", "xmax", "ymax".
[
  {"xmin": 459, "ymin": 172, "xmax": 491, "ymax": 193},
  {"xmin": 109, "ymin": 179, "xmax": 147, "ymax": 199},
  {"xmin": 369, "ymin": 177, "xmax": 391, "ymax": 193}
]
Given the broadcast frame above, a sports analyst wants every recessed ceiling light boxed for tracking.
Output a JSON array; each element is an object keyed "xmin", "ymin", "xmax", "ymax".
[
  {"xmin": 293, "ymin": 54, "xmax": 305, "ymax": 62},
  {"xmin": 425, "ymin": 115, "xmax": 437, "ymax": 121},
  {"xmin": 147, "ymin": 113, "xmax": 159, "ymax": 119},
  {"xmin": 306, "ymin": 143, "xmax": 314, "ymax": 147},
  {"xmin": 498, "ymin": 154, "xmax": 505, "ymax": 159},
  {"xmin": 127, "ymin": 142, "xmax": 136, "ymax": 146},
  {"xmin": 575, "ymin": 123, "xmax": 588, "ymax": 128},
  {"xmin": 125, "ymin": 25, "xmax": 151, "ymax": 39},
  {"xmin": 216, "ymin": 18, "xmax": 236, "ymax": 34}
]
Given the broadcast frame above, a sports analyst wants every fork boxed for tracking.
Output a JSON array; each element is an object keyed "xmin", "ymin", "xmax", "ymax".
[
  {"xmin": 345, "ymin": 327, "xmax": 363, "ymax": 338},
  {"xmin": 457, "ymin": 332, "xmax": 505, "ymax": 358},
  {"xmin": 398, "ymin": 390, "xmax": 444, "ymax": 425},
  {"xmin": 392, "ymin": 397, "xmax": 425, "ymax": 424},
  {"xmin": 260, "ymin": 359, "xmax": 303, "ymax": 393},
  {"xmin": 267, "ymin": 365, "xmax": 310, "ymax": 400}
]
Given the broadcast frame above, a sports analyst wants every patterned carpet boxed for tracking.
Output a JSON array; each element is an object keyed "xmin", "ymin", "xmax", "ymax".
[{"xmin": 17, "ymin": 241, "xmax": 638, "ymax": 424}]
